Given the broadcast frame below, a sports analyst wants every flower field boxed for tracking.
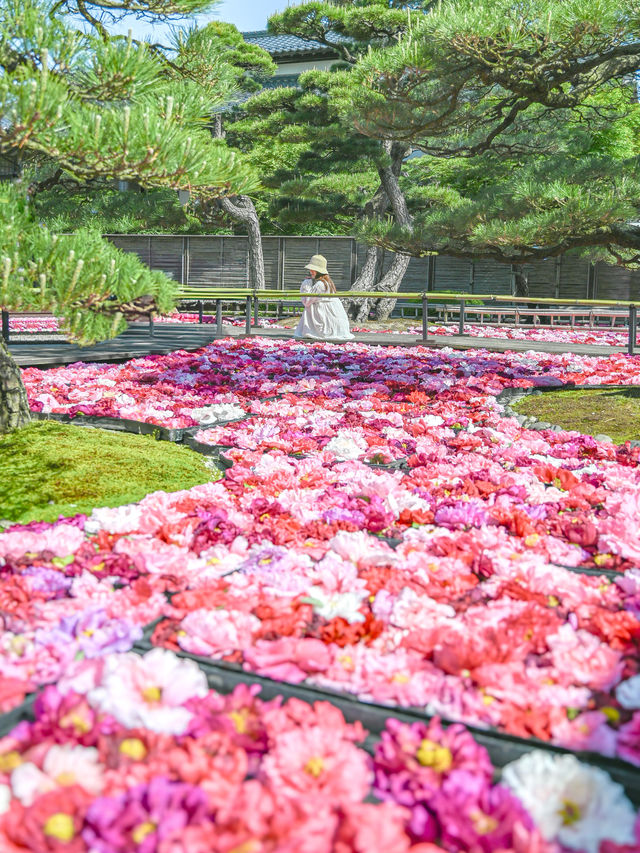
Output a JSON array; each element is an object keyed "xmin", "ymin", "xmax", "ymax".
[{"xmin": 2, "ymin": 337, "xmax": 640, "ymax": 850}]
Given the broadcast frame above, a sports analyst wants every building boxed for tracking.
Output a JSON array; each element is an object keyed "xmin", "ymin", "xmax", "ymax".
[{"xmin": 242, "ymin": 30, "xmax": 341, "ymax": 89}]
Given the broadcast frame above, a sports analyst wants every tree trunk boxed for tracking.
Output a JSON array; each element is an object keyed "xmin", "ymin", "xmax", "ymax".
[
  {"xmin": 219, "ymin": 196, "xmax": 266, "ymax": 290},
  {"xmin": 346, "ymin": 245, "xmax": 383, "ymax": 321},
  {"xmin": 513, "ymin": 263, "xmax": 529, "ymax": 298},
  {"xmin": 512, "ymin": 263, "xmax": 535, "ymax": 324},
  {"xmin": 366, "ymin": 141, "xmax": 413, "ymax": 319},
  {"xmin": 371, "ymin": 252, "xmax": 412, "ymax": 320},
  {"xmin": 0, "ymin": 339, "xmax": 30, "ymax": 433}
]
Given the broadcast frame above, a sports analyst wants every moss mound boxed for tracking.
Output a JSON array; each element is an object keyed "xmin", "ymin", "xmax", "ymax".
[
  {"xmin": 0, "ymin": 421, "xmax": 216, "ymax": 524},
  {"xmin": 514, "ymin": 387, "xmax": 640, "ymax": 444}
]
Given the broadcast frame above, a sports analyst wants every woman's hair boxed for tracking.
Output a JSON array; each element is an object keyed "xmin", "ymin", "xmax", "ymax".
[{"xmin": 316, "ymin": 273, "xmax": 337, "ymax": 293}]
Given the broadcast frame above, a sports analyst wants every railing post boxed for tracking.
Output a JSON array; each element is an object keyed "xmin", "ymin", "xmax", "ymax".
[
  {"xmin": 1, "ymin": 310, "xmax": 9, "ymax": 343},
  {"xmin": 198, "ymin": 300, "xmax": 203, "ymax": 324},
  {"xmin": 459, "ymin": 300, "xmax": 465, "ymax": 335},
  {"xmin": 277, "ymin": 300, "xmax": 283, "ymax": 318},
  {"xmin": 422, "ymin": 294, "xmax": 428, "ymax": 340},
  {"xmin": 245, "ymin": 295, "xmax": 252, "ymax": 336},
  {"xmin": 148, "ymin": 314, "xmax": 154, "ymax": 337},
  {"xmin": 216, "ymin": 300, "xmax": 222, "ymax": 335},
  {"xmin": 254, "ymin": 295, "xmax": 259, "ymax": 326},
  {"xmin": 629, "ymin": 304, "xmax": 637, "ymax": 355}
]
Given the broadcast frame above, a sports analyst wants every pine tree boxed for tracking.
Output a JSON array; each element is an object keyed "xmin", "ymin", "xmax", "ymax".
[
  {"xmin": 188, "ymin": 22, "xmax": 276, "ymax": 291},
  {"xmin": 334, "ymin": 0, "xmax": 640, "ymax": 292},
  {"xmin": 254, "ymin": 0, "xmax": 435, "ymax": 320},
  {"xmin": 0, "ymin": 0, "xmax": 257, "ymax": 432}
]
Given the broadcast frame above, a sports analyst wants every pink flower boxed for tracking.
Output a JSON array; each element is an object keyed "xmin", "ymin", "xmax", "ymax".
[
  {"xmin": 617, "ymin": 713, "xmax": 640, "ymax": 766},
  {"xmin": 177, "ymin": 609, "xmax": 260, "ymax": 657},
  {"xmin": 547, "ymin": 625, "xmax": 624, "ymax": 691},
  {"xmin": 243, "ymin": 637, "xmax": 331, "ymax": 684},
  {"xmin": 261, "ymin": 724, "xmax": 371, "ymax": 806}
]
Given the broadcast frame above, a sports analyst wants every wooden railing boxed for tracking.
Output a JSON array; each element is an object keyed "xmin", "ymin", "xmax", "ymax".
[
  {"xmin": 4, "ymin": 290, "xmax": 640, "ymax": 353},
  {"xmin": 176, "ymin": 289, "xmax": 640, "ymax": 354}
]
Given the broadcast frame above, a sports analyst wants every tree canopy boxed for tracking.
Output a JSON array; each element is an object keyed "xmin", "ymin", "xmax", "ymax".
[{"xmin": 332, "ymin": 0, "xmax": 640, "ymax": 273}]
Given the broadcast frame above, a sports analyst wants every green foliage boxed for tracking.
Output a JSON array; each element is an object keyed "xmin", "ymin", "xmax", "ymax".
[
  {"xmin": 0, "ymin": 0, "xmax": 257, "ymax": 196},
  {"xmin": 0, "ymin": 183, "xmax": 177, "ymax": 342},
  {"xmin": 335, "ymin": 0, "xmax": 640, "ymax": 267},
  {"xmin": 0, "ymin": 421, "xmax": 217, "ymax": 523},
  {"xmin": 31, "ymin": 181, "xmax": 229, "ymax": 234},
  {"xmin": 0, "ymin": 0, "xmax": 265, "ymax": 344}
]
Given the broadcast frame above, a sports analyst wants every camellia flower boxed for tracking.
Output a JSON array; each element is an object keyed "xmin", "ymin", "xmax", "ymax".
[
  {"xmin": 82, "ymin": 776, "xmax": 210, "ymax": 853},
  {"xmin": 0, "ymin": 784, "xmax": 90, "ymax": 852},
  {"xmin": 261, "ymin": 723, "xmax": 371, "ymax": 807},
  {"xmin": 304, "ymin": 586, "xmax": 366, "ymax": 624},
  {"xmin": 501, "ymin": 751, "xmax": 637, "ymax": 852},
  {"xmin": 616, "ymin": 674, "xmax": 640, "ymax": 710},
  {"xmin": 87, "ymin": 649, "xmax": 208, "ymax": 735},
  {"xmin": 35, "ymin": 608, "xmax": 142, "ymax": 659},
  {"xmin": 11, "ymin": 744, "xmax": 104, "ymax": 806}
]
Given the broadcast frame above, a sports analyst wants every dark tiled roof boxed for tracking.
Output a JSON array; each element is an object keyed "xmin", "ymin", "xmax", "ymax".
[{"xmin": 243, "ymin": 30, "xmax": 340, "ymax": 58}]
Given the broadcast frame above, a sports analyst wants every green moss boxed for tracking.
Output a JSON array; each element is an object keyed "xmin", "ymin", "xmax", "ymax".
[
  {"xmin": 0, "ymin": 421, "xmax": 218, "ymax": 524},
  {"xmin": 514, "ymin": 387, "xmax": 640, "ymax": 443}
]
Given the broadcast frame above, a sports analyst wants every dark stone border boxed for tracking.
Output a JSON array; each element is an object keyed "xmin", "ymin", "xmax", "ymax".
[{"xmin": 131, "ymin": 639, "xmax": 640, "ymax": 803}]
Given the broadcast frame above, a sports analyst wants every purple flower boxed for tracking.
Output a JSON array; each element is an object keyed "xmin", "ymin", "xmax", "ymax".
[
  {"xmin": 22, "ymin": 566, "xmax": 72, "ymax": 596},
  {"xmin": 83, "ymin": 777, "xmax": 210, "ymax": 852},
  {"xmin": 35, "ymin": 608, "xmax": 142, "ymax": 658}
]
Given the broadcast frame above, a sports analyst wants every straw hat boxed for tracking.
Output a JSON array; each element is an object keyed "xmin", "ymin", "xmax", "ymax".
[{"xmin": 305, "ymin": 254, "xmax": 328, "ymax": 275}]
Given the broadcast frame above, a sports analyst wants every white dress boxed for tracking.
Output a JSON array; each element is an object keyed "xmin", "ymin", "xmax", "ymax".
[{"xmin": 294, "ymin": 278, "xmax": 354, "ymax": 340}]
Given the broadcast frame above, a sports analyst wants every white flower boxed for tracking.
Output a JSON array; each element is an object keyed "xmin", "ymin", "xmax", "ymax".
[
  {"xmin": 325, "ymin": 430, "xmax": 368, "ymax": 461},
  {"xmin": 306, "ymin": 586, "xmax": 366, "ymax": 623},
  {"xmin": 616, "ymin": 674, "xmax": 640, "ymax": 709},
  {"xmin": 11, "ymin": 745, "xmax": 103, "ymax": 805},
  {"xmin": 88, "ymin": 649, "xmax": 208, "ymax": 735},
  {"xmin": 0, "ymin": 784, "xmax": 10, "ymax": 815},
  {"xmin": 191, "ymin": 403, "xmax": 246, "ymax": 425},
  {"xmin": 501, "ymin": 751, "xmax": 636, "ymax": 853}
]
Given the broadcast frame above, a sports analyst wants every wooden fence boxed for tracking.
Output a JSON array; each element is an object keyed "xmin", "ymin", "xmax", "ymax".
[{"xmin": 105, "ymin": 234, "xmax": 640, "ymax": 304}]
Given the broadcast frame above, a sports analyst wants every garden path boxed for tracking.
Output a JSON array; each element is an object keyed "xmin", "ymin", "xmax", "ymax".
[{"xmin": 9, "ymin": 321, "xmax": 629, "ymax": 367}]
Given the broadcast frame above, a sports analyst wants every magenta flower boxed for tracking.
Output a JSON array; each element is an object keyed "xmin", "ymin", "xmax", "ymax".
[
  {"xmin": 429, "ymin": 771, "xmax": 540, "ymax": 852},
  {"xmin": 373, "ymin": 718, "xmax": 493, "ymax": 810},
  {"xmin": 82, "ymin": 777, "xmax": 210, "ymax": 852}
]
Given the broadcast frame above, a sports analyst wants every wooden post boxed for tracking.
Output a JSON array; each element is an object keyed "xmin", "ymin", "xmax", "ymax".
[
  {"xmin": 458, "ymin": 300, "xmax": 465, "ymax": 335},
  {"xmin": 422, "ymin": 294, "xmax": 428, "ymax": 340},
  {"xmin": 629, "ymin": 305, "xmax": 637, "ymax": 355},
  {"xmin": 216, "ymin": 300, "xmax": 222, "ymax": 335},
  {"xmin": 198, "ymin": 301, "xmax": 203, "ymax": 324},
  {"xmin": 254, "ymin": 295, "xmax": 259, "ymax": 326},
  {"xmin": 148, "ymin": 314, "xmax": 154, "ymax": 337},
  {"xmin": 1, "ymin": 310, "xmax": 8, "ymax": 343},
  {"xmin": 245, "ymin": 296, "xmax": 252, "ymax": 336}
]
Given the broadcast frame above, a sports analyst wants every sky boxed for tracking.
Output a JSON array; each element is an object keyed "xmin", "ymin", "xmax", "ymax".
[{"xmin": 108, "ymin": 0, "xmax": 289, "ymax": 42}]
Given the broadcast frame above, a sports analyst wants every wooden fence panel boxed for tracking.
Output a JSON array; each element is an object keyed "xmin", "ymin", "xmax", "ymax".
[{"xmin": 105, "ymin": 234, "xmax": 640, "ymax": 305}]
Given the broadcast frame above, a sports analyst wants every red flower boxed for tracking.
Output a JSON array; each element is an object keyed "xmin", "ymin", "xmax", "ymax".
[
  {"xmin": 318, "ymin": 612, "xmax": 384, "ymax": 648},
  {"xmin": 2, "ymin": 786, "xmax": 90, "ymax": 852}
]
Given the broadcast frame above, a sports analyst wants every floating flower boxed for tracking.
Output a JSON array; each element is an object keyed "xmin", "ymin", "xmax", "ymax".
[
  {"xmin": 87, "ymin": 649, "xmax": 208, "ymax": 735},
  {"xmin": 501, "ymin": 751, "xmax": 637, "ymax": 852}
]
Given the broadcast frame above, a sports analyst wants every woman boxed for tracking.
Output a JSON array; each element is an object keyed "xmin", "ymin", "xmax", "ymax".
[{"xmin": 294, "ymin": 254, "xmax": 354, "ymax": 340}]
